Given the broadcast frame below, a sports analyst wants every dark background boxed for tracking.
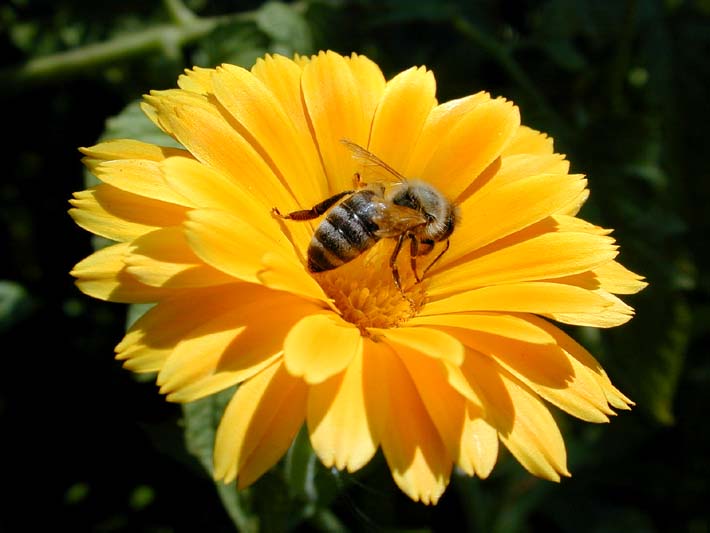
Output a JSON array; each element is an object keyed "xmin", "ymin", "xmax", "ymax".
[{"xmin": 1, "ymin": 0, "xmax": 709, "ymax": 531}]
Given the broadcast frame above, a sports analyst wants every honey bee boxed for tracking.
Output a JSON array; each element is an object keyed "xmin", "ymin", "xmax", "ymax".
[{"xmin": 272, "ymin": 140, "xmax": 458, "ymax": 293}]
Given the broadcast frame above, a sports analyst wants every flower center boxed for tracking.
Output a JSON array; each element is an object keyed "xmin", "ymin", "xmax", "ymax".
[{"xmin": 314, "ymin": 241, "xmax": 427, "ymax": 334}]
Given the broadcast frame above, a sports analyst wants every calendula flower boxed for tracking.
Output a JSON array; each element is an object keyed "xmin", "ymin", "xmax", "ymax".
[{"xmin": 70, "ymin": 50, "xmax": 646, "ymax": 504}]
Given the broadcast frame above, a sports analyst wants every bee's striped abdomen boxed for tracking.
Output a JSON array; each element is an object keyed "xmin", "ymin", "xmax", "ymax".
[{"xmin": 307, "ymin": 190, "xmax": 380, "ymax": 273}]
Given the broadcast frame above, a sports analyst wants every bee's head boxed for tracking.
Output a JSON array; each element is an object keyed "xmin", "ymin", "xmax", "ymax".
[{"xmin": 392, "ymin": 181, "xmax": 457, "ymax": 241}]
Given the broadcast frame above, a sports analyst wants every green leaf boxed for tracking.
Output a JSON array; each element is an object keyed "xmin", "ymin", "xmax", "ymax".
[
  {"xmin": 182, "ymin": 387, "xmax": 259, "ymax": 532},
  {"xmin": 0, "ymin": 280, "xmax": 33, "ymax": 333},
  {"xmin": 100, "ymin": 99, "xmax": 180, "ymax": 147},
  {"xmin": 84, "ymin": 99, "xmax": 180, "ymax": 189},
  {"xmin": 191, "ymin": 20, "xmax": 269, "ymax": 67},
  {"xmin": 255, "ymin": 1, "xmax": 313, "ymax": 53},
  {"xmin": 284, "ymin": 425, "xmax": 319, "ymax": 504}
]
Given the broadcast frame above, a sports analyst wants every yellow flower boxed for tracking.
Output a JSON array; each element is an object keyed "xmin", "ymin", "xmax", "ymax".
[{"xmin": 70, "ymin": 51, "xmax": 646, "ymax": 504}]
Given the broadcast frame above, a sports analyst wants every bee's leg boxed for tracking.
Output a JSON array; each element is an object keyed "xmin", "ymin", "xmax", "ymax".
[
  {"xmin": 409, "ymin": 235, "xmax": 421, "ymax": 283},
  {"xmin": 389, "ymin": 234, "xmax": 407, "ymax": 294},
  {"xmin": 409, "ymin": 237, "xmax": 435, "ymax": 283},
  {"xmin": 272, "ymin": 190, "xmax": 353, "ymax": 221},
  {"xmin": 422, "ymin": 239, "xmax": 450, "ymax": 277}
]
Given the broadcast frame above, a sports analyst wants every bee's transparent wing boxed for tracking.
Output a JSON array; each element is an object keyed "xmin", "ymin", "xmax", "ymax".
[
  {"xmin": 372, "ymin": 203, "xmax": 427, "ymax": 238},
  {"xmin": 341, "ymin": 139, "xmax": 407, "ymax": 185}
]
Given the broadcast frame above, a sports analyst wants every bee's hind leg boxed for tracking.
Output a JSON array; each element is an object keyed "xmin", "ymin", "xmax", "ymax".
[{"xmin": 272, "ymin": 190, "xmax": 353, "ymax": 221}]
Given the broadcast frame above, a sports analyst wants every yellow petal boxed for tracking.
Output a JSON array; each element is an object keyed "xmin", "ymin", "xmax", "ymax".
[
  {"xmin": 450, "ymin": 326, "xmax": 613, "ymax": 422},
  {"xmin": 177, "ymin": 65, "xmax": 215, "ymax": 94},
  {"xmin": 141, "ymin": 89, "xmax": 215, "ymax": 136},
  {"xmin": 525, "ymin": 315, "xmax": 633, "ymax": 408},
  {"xmin": 71, "ymin": 242, "xmax": 172, "ymax": 303},
  {"xmin": 183, "ymin": 208, "xmax": 295, "ymax": 285},
  {"xmin": 160, "ymin": 155, "xmax": 313, "ymax": 251},
  {"xmin": 493, "ymin": 153, "xmax": 571, "ymax": 188},
  {"xmin": 125, "ymin": 226, "xmax": 235, "ymax": 288},
  {"xmin": 378, "ymin": 345, "xmax": 451, "ymax": 504},
  {"xmin": 368, "ymin": 66, "xmax": 437, "ymax": 173},
  {"xmin": 461, "ymin": 349, "xmax": 569, "ymax": 480},
  {"xmin": 211, "ymin": 64, "xmax": 328, "ymax": 207},
  {"xmin": 258, "ymin": 251, "xmax": 329, "ymax": 303},
  {"xmin": 346, "ymin": 53, "xmax": 387, "ymax": 128},
  {"xmin": 158, "ymin": 288, "xmax": 321, "ymax": 402},
  {"xmin": 423, "ymin": 282, "xmax": 614, "ymax": 317},
  {"xmin": 80, "ymin": 139, "xmax": 188, "ymax": 163},
  {"xmin": 548, "ymin": 214, "xmax": 612, "ymax": 235},
  {"xmin": 593, "ymin": 260, "xmax": 647, "ymax": 294},
  {"xmin": 409, "ymin": 312, "xmax": 556, "ymax": 344},
  {"xmin": 396, "ymin": 345, "xmax": 468, "ymax": 475},
  {"xmin": 442, "ymin": 173, "xmax": 588, "ymax": 266},
  {"xmin": 251, "ymin": 54, "xmax": 308, "ymax": 135},
  {"xmin": 301, "ymin": 51, "xmax": 385, "ymax": 195},
  {"xmin": 459, "ymin": 403, "xmax": 498, "ymax": 478},
  {"xmin": 502, "ymin": 125, "xmax": 555, "ymax": 156},
  {"xmin": 431, "ymin": 231, "xmax": 618, "ymax": 296},
  {"xmin": 546, "ymin": 290, "xmax": 636, "ymax": 328},
  {"xmin": 213, "ymin": 360, "xmax": 307, "ymax": 487},
  {"xmin": 421, "ymin": 98, "xmax": 520, "ymax": 202},
  {"xmin": 116, "ymin": 284, "xmax": 247, "ymax": 366},
  {"xmin": 371, "ymin": 326, "xmax": 464, "ymax": 365},
  {"xmin": 283, "ymin": 313, "xmax": 363, "ymax": 384},
  {"xmin": 407, "ymin": 92, "xmax": 492, "ymax": 177},
  {"xmin": 145, "ymin": 90, "xmax": 299, "ymax": 212},
  {"xmin": 307, "ymin": 348, "xmax": 378, "ymax": 472},
  {"xmin": 118, "ymin": 345, "xmax": 166, "ymax": 373},
  {"xmin": 557, "ymin": 187, "xmax": 589, "ymax": 216},
  {"xmin": 69, "ymin": 185, "xmax": 187, "ymax": 242},
  {"xmin": 88, "ymin": 159, "xmax": 192, "ymax": 205}
]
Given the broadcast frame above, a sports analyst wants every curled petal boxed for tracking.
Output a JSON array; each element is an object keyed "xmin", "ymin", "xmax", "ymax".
[
  {"xmin": 214, "ymin": 360, "xmax": 307, "ymax": 488},
  {"xmin": 126, "ymin": 227, "xmax": 234, "ymax": 289},
  {"xmin": 460, "ymin": 349, "xmax": 570, "ymax": 480},
  {"xmin": 69, "ymin": 185, "xmax": 187, "ymax": 242},
  {"xmin": 284, "ymin": 313, "xmax": 363, "ymax": 384},
  {"xmin": 116, "ymin": 285, "xmax": 247, "ymax": 372},
  {"xmin": 424, "ymin": 282, "xmax": 614, "ymax": 317},
  {"xmin": 459, "ymin": 403, "xmax": 498, "ymax": 478},
  {"xmin": 373, "ymin": 326, "xmax": 465, "ymax": 365},
  {"xmin": 377, "ymin": 344, "xmax": 451, "ymax": 504},
  {"xmin": 307, "ymin": 346, "xmax": 379, "ymax": 472},
  {"xmin": 71, "ymin": 242, "xmax": 173, "ymax": 303}
]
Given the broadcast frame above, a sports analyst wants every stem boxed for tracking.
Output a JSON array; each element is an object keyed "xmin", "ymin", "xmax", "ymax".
[
  {"xmin": 215, "ymin": 482, "xmax": 259, "ymax": 533},
  {"xmin": 163, "ymin": 0, "xmax": 198, "ymax": 24},
  {"xmin": 0, "ymin": 11, "xmax": 251, "ymax": 89}
]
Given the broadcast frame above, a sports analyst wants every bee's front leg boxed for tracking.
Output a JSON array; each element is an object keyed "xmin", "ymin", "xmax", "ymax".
[
  {"xmin": 409, "ymin": 237, "xmax": 436, "ymax": 284},
  {"xmin": 422, "ymin": 239, "xmax": 450, "ymax": 278}
]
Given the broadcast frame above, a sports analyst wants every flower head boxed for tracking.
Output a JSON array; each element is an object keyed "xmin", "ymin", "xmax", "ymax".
[{"xmin": 70, "ymin": 51, "xmax": 646, "ymax": 504}]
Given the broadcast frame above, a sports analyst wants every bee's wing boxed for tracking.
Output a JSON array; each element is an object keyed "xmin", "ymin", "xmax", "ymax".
[
  {"xmin": 341, "ymin": 139, "xmax": 407, "ymax": 185},
  {"xmin": 372, "ymin": 203, "xmax": 427, "ymax": 238}
]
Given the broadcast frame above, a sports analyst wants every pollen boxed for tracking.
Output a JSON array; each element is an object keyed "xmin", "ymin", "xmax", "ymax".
[{"xmin": 314, "ymin": 242, "xmax": 427, "ymax": 334}]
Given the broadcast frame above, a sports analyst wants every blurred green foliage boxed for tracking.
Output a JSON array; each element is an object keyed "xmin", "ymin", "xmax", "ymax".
[{"xmin": 1, "ymin": 0, "xmax": 709, "ymax": 531}]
